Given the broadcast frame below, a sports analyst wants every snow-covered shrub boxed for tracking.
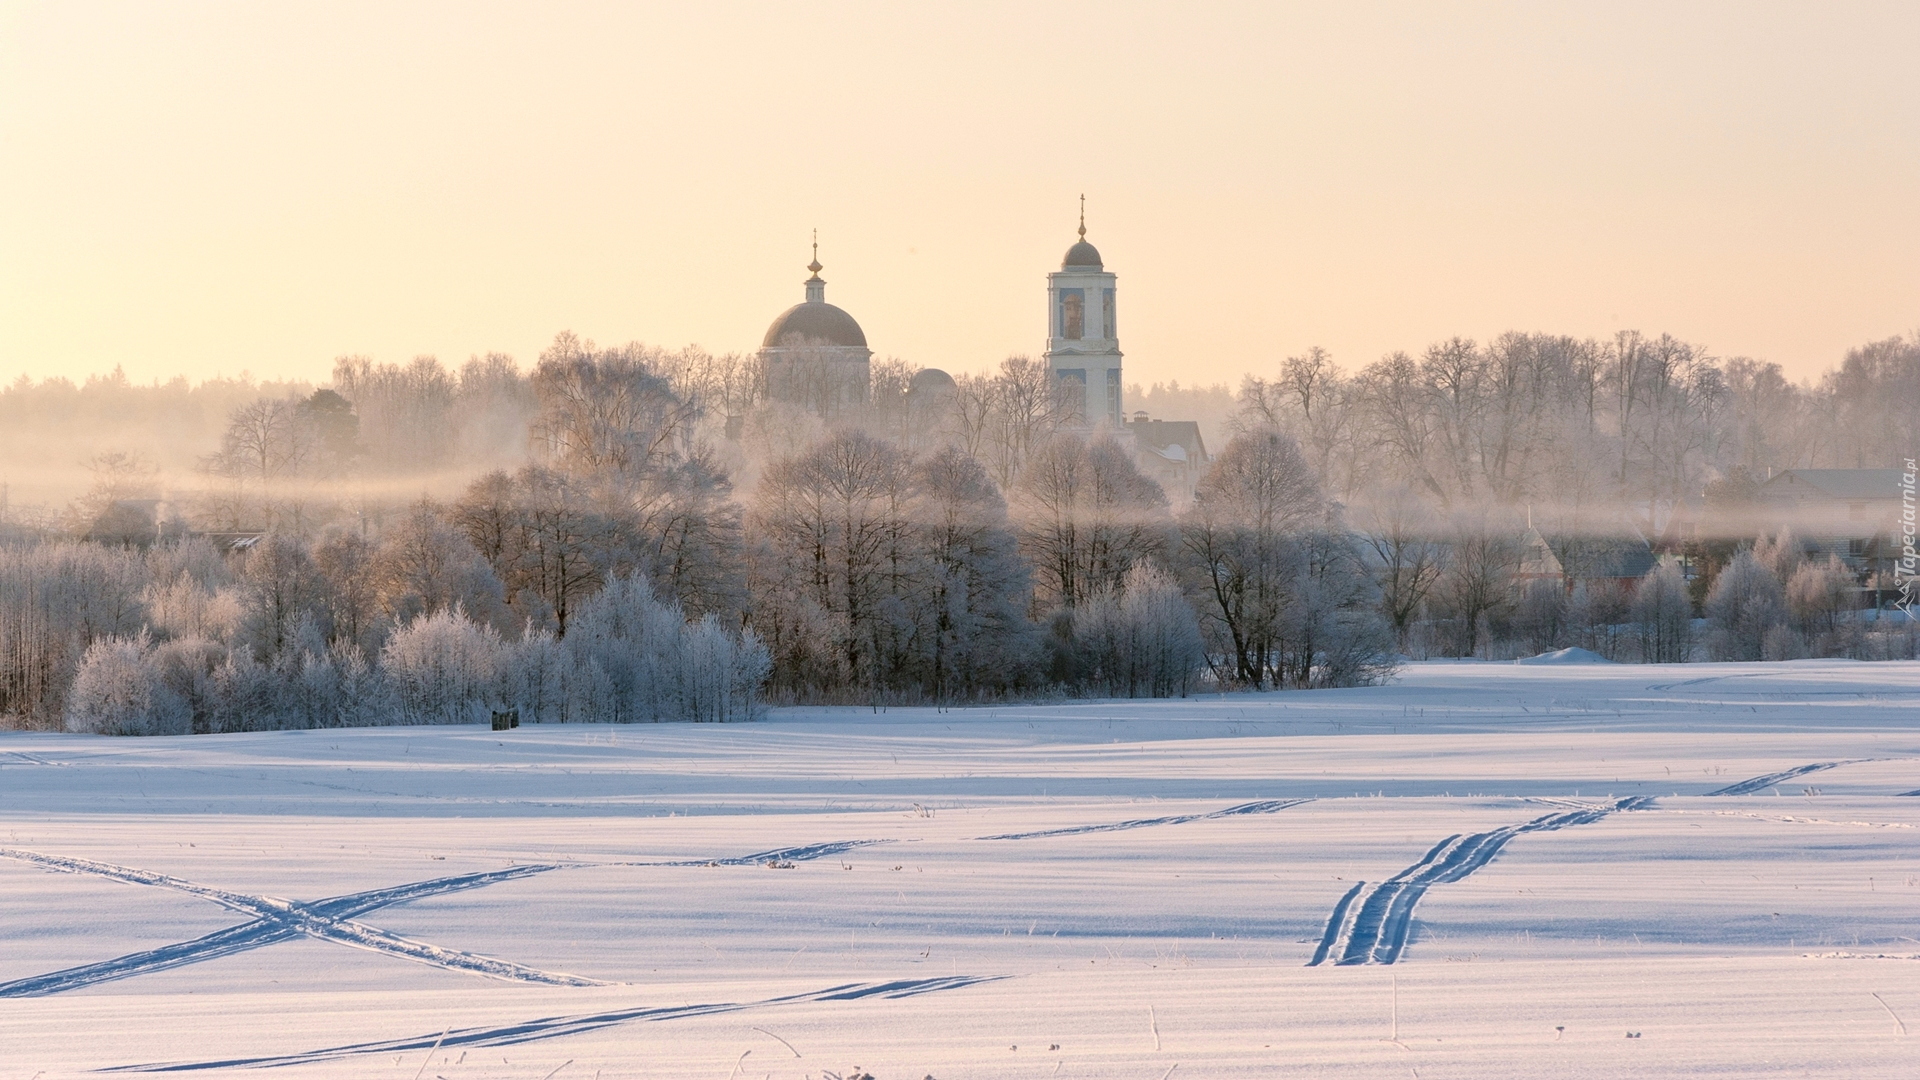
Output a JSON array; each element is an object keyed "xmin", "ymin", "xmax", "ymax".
[
  {"xmin": 666, "ymin": 615, "xmax": 772, "ymax": 723},
  {"xmin": 1513, "ymin": 577, "xmax": 1568, "ymax": 656},
  {"xmin": 381, "ymin": 608, "xmax": 504, "ymax": 724},
  {"xmin": 1705, "ymin": 550, "xmax": 1786, "ymax": 661},
  {"xmin": 563, "ymin": 575, "xmax": 683, "ymax": 722},
  {"xmin": 1569, "ymin": 580, "xmax": 1634, "ymax": 661},
  {"xmin": 64, "ymin": 632, "xmax": 188, "ymax": 736},
  {"xmin": 1, "ymin": 541, "xmax": 150, "ymax": 726},
  {"xmin": 1786, "ymin": 555, "xmax": 1856, "ymax": 654},
  {"xmin": 151, "ymin": 635, "xmax": 225, "ymax": 734},
  {"xmin": 561, "ymin": 574, "xmax": 771, "ymax": 722},
  {"xmin": 208, "ymin": 648, "xmax": 287, "ymax": 733},
  {"xmin": 143, "ymin": 577, "xmax": 245, "ymax": 644},
  {"xmin": 1752, "ymin": 528, "xmax": 1804, "ymax": 581},
  {"xmin": 1763, "ymin": 624, "xmax": 1808, "ymax": 661},
  {"xmin": 1631, "ymin": 561, "xmax": 1694, "ymax": 663},
  {"xmin": 1309, "ymin": 607, "xmax": 1400, "ymax": 689},
  {"xmin": 284, "ymin": 642, "xmax": 389, "ymax": 729},
  {"xmin": 503, "ymin": 628, "xmax": 576, "ymax": 724},
  {"xmin": 1072, "ymin": 564, "xmax": 1206, "ymax": 698}
]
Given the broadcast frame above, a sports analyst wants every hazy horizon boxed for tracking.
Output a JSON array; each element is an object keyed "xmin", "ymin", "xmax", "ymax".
[{"xmin": 4, "ymin": 2, "xmax": 1917, "ymax": 388}]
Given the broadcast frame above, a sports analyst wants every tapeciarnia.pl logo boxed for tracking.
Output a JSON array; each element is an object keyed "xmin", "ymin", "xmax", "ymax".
[{"xmin": 1898, "ymin": 458, "xmax": 1917, "ymax": 618}]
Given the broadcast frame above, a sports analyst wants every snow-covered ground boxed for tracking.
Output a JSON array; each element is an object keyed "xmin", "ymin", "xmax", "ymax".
[{"xmin": 5, "ymin": 659, "xmax": 1920, "ymax": 1078}]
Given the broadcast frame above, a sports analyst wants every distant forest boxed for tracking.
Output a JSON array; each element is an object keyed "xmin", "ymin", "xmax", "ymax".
[{"xmin": 3, "ymin": 329, "xmax": 1916, "ymax": 734}]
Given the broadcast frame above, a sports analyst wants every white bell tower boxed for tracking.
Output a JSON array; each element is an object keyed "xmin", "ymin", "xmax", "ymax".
[{"xmin": 1044, "ymin": 197, "xmax": 1122, "ymax": 427}]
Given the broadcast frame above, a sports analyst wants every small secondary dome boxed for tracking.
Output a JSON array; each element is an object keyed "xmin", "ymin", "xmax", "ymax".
[
  {"xmin": 763, "ymin": 301, "xmax": 867, "ymax": 348},
  {"xmin": 909, "ymin": 367, "xmax": 956, "ymax": 394}
]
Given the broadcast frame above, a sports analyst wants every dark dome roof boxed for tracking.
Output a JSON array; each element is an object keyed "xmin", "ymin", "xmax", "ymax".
[
  {"xmin": 762, "ymin": 301, "xmax": 868, "ymax": 349},
  {"xmin": 909, "ymin": 367, "xmax": 956, "ymax": 393},
  {"xmin": 1063, "ymin": 239, "xmax": 1103, "ymax": 269}
]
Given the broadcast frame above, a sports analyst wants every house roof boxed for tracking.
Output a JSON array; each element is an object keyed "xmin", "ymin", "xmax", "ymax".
[
  {"xmin": 1573, "ymin": 540, "xmax": 1658, "ymax": 581},
  {"xmin": 1517, "ymin": 527, "xmax": 1564, "ymax": 577},
  {"xmin": 1760, "ymin": 469, "xmax": 1907, "ymax": 500},
  {"xmin": 1126, "ymin": 417, "xmax": 1207, "ymax": 461}
]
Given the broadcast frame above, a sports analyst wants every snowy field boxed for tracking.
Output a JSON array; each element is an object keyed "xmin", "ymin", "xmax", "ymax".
[{"xmin": 6, "ymin": 659, "xmax": 1920, "ymax": 1079}]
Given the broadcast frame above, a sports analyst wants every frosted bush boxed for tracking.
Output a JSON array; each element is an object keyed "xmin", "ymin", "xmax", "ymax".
[
  {"xmin": 1705, "ymin": 551, "xmax": 1786, "ymax": 662},
  {"xmin": 669, "ymin": 616, "xmax": 771, "ymax": 723},
  {"xmin": 504, "ymin": 629, "xmax": 576, "ymax": 724},
  {"xmin": 554, "ymin": 574, "xmax": 771, "ymax": 722},
  {"xmin": 1073, "ymin": 564, "xmax": 1206, "ymax": 698},
  {"xmin": 65, "ymin": 632, "xmax": 188, "ymax": 736},
  {"xmin": 381, "ymin": 608, "xmax": 504, "ymax": 724},
  {"xmin": 1786, "ymin": 555, "xmax": 1854, "ymax": 650},
  {"xmin": 1631, "ymin": 561, "xmax": 1694, "ymax": 663},
  {"xmin": 144, "ymin": 577, "xmax": 245, "ymax": 644}
]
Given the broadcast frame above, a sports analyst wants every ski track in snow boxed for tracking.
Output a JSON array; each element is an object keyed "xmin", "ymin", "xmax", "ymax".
[
  {"xmin": 976, "ymin": 798, "xmax": 1311, "ymax": 840},
  {"xmin": 103, "ymin": 975, "xmax": 1013, "ymax": 1072},
  {"xmin": 0, "ymin": 839, "xmax": 891, "ymax": 997},
  {"xmin": 1308, "ymin": 797, "xmax": 1650, "ymax": 967},
  {"xmin": 1704, "ymin": 760, "xmax": 1877, "ymax": 796},
  {"xmin": 685, "ymin": 838, "xmax": 895, "ymax": 866}
]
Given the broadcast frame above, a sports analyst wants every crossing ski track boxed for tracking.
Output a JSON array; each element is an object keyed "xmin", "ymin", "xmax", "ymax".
[
  {"xmin": 103, "ymin": 975, "xmax": 1013, "ymax": 1072},
  {"xmin": 976, "ymin": 798, "xmax": 1311, "ymax": 840},
  {"xmin": 0, "ymin": 839, "xmax": 894, "ymax": 997},
  {"xmin": 0, "ymin": 848, "xmax": 603, "ymax": 993},
  {"xmin": 1308, "ymin": 797, "xmax": 1650, "ymax": 967}
]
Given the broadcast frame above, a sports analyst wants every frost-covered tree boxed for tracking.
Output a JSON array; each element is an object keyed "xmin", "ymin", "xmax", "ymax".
[
  {"xmin": 1270, "ymin": 532, "xmax": 1397, "ymax": 688},
  {"xmin": 1070, "ymin": 564, "xmax": 1205, "ymax": 698},
  {"xmin": 1431, "ymin": 514, "xmax": 1519, "ymax": 657},
  {"xmin": 237, "ymin": 533, "xmax": 331, "ymax": 663},
  {"xmin": 1752, "ymin": 528, "xmax": 1804, "ymax": 582},
  {"xmin": 503, "ymin": 629, "xmax": 576, "ymax": 724},
  {"xmin": 65, "ymin": 632, "xmax": 188, "ymax": 736},
  {"xmin": 1631, "ymin": 561, "xmax": 1694, "ymax": 663},
  {"xmin": 905, "ymin": 445, "xmax": 1036, "ymax": 698},
  {"xmin": 1179, "ymin": 427, "xmax": 1326, "ymax": 687},
  {"xmin": 150, "ymin": 635, "xmax": 226, "ymax": 733},
  {"xmin": 373, "ymin": 501, "xmax": 512, "ymax": 633},
  {"xmin": 750, "ymin": 430, "xmax": 911, "ymax": 694},
  {"xmin": 558, "ymin": 574, "xmax": 768, "ymax": 722},
  {"xmin": 1351, "ymin": 488, "xmax": 1446, "ymax": 652},
  {"xmin": 0, "ymin": 541, "xmax": 150, "ymax": 726},
  {"xmin": 1513, "ymin": 577, "xmax": 1568, "ymax": 655},
  {"xmin": 659, "ymin": 614, "xmax": 771, "ymax": 723},
  {"xmin": 381, "ymin": 608, "xmax": 504, "ymax": 724},
  {"xmin": 313, "ymin": 528, "xmax": 383, "ymax": 653},
  {"xmin": 1016, "ymin": 432, "xmax": 1169, "ymax": 612},
  {"xmin": 1786, "ymin": 555, "xmax": 1855, "ymax": 653},
  {"xmin": 1705, "ymin": 550, "xmax": 1786, "ymax": 661}
]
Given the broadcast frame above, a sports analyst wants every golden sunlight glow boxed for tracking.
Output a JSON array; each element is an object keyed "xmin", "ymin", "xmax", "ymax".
[{"xmin": 2, "ymin": 2, "xmax": 1915, "ymax": 386}]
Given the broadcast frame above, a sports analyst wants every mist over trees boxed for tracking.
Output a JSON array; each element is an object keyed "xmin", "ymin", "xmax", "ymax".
[{"xmin": 3, "ymin": 328, "xmax": 1917, "ymax": 733}]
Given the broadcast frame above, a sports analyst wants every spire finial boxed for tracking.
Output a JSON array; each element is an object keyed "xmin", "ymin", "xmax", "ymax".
[
  {"xmin": 807, "ymin": 229, "xmax": 823, "ymax": 276},
  {"xmin": 1078, "ymin": 194, "xmax": 1086, "ymax": 239}
]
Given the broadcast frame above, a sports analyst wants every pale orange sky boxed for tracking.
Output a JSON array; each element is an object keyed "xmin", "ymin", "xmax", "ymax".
[{"xmin": 2, "ymin": 2, "xmax": 1915, "ymax": 388}]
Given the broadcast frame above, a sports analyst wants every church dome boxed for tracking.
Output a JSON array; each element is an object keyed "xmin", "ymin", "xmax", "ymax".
[
  {"xmin": 762, "ymin": 300, "xmax": 867, "ymax": 348},
  {"xmin": 1063, "ymin": 239, "xmax": 1103, "ymax": 269},
  {"xmin": 909, "ymin": 367, "xmax": 956, "ymax": 394}
]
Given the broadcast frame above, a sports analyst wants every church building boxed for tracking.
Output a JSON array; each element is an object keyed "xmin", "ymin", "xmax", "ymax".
[
  {"xmin": 750, "ymin": 212, "xmax": 1209, "ymax": 499},
  {"xmin": 1044, "ymin": 205, "xmax": 1210, "ymax": 499},
  {"xmin": 759, "ymin": 241, "xmax": 872, "ymax": 415},
  {"xmin": 1044, "ymin": 206, "xmax": 1123, "ymax": 427}
]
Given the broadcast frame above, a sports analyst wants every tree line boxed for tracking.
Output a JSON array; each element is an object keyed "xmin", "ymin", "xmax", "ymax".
[{"xmin": 3, "ymin": 328, "xmax": 1916, "ymax": 733}]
